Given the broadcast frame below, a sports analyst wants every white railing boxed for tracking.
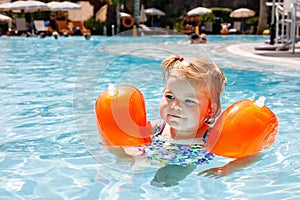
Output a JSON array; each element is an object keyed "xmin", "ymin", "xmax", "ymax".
[{"xmin": 273, "ymin": 0, "xmax": 300, "ymax": 53}]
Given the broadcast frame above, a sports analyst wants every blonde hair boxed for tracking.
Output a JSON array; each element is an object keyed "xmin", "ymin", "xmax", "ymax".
[{"xmin": 161, "ymin": 54, "xmax": 226, "ymax": 123}]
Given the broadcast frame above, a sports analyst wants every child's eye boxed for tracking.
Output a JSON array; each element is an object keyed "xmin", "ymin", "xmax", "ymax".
[
  {"xmin": 165, "ymin": 94, "xmax": 175, "ymax": 100},
  {"xmin": 185, "ymin": 99, "xmax": 197, "ymax": 104}
]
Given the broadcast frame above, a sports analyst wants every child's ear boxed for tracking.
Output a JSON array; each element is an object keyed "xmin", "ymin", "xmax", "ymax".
[{"xmin": 208, "ymin": 103, "xmax": 218, "ymax": 118}]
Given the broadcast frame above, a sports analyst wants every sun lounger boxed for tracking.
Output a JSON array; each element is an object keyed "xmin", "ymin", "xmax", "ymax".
[
  {"xmin": 33, "ymin": 20, "xmax": 55, "ymax": 36},
  {"xmin": 69, "ymin": 21, "xmax": 91, "ymax": 35},
  {"xmin": 55, "ymin": 20, "xmax": 74, "ymax": 36},
  {"xmin": 15, "ymin": 18, "xmax": 28, "ymax": 34},
  {"xmin": 33, "ymin": 20, "xmax": 47, "ymax": 34},
  {"xmin": 229, "ymin": 21, "xmax": 241, "ymax": 34}
]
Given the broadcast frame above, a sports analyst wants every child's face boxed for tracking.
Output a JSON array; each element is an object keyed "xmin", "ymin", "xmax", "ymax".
[{"xmin": 160, "ymin": 71, "xmax": 211, "ymax": 133}]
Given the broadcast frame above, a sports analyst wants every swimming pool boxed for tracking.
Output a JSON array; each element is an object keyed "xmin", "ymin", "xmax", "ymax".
[{"xmin": 1, "ymin": 34, "xmax": 299, "ymax": 199}]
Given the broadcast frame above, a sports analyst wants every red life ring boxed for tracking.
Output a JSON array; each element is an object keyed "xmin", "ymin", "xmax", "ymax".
[{"xmin": 122, "ymin": 16, "xmax": 134, "ymax": 28}]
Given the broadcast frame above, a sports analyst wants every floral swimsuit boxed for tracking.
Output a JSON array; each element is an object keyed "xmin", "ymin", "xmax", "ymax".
[{"xmin": 130, "ymin": 122, "xmax": 214, "ymax": 167}]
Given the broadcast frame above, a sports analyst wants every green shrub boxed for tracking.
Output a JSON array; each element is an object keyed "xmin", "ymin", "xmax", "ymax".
[
  {"xmin": 246, "ymin": 17, "xmax": 259, "ymax": 26},
  {"xmin": 211, "ymin": 7, "xmax": 232, "ymax": 23},
  {"xmin": 209, "ymin": 7, "xmax": 232, "ymax": 34},
  {"xmin": 84, "ymin": 18, "xmax": 106, "ymax": 35}
]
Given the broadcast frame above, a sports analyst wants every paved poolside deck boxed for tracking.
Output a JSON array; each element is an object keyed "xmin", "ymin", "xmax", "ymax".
[
  {"xmin": 215, "ymin": 41, "xmax": 300, "ymax": 70},
  {"xmin": 102, "ymin": 37, "xmax": 300, "ymax": 71}
]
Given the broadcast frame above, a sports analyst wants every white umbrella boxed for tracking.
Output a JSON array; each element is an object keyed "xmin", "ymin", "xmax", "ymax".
[
  {"xmin": 1, "ymin": 0, "xmax": 48, "ymax": 12},
  {"xmin": 0, "ymin": 2, "xmax": 12, "ymax": 11},
  {"xmin": 187, "ymin": 7, "xmax": 212, "ymax": 17},
  {"xmin": 144, "ymin": 7, "xmax": 165, "ymax": 26},
  {"xmin": 144, "ymin": 8, "xmax": 165, "ymax": 16},
  {"xmin": 230, "ymin": 8, "xmax": 255, "ymax": 18},
  {"xmin": 230, "ymin": 8, "xmax": 255, "ymax": 34},
  {"xmin": 11, "ymin": 0, "xmax": 48, "ymax": 11},
  {"xmin": 0, "ymin": 13, "xmax": 12, "ymax": 22},
  {"xmin": 60, "ymin": 1, "xmax": 81, "ymax": 10},
  {"xmin": 68, "ymin": 1, "xmax": 93, "ymax": 22},
  {"xmin": 47, "ymin": 1, "xmax": 81, "ymax": 11},
  {"xmin": 46, "ymin": 2, "xmax": 60, "ymax": 10}
]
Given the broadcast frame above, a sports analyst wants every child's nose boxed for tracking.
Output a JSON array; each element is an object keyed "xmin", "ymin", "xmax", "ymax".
[{"xmin": 171, "ymin": 100, "xmax": 182, "ymax": 111}]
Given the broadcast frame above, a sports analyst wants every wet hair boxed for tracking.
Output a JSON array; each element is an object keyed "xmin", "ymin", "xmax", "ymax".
[
  {"xmin": 161, "ymin": 54, "xmax": 226, "ymax": 123},
  {"xmin": 190, "ymin": 33, "xmax": 199, "ymax": 40}
]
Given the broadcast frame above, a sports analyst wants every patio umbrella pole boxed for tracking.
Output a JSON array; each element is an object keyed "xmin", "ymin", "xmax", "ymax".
[
  {"xmin": 242, "ymin": 18, "xmax": 244, "ymax": 34},
  {"xmin": 151, "ymin": 16, "xmax": 153, "ymax": 27}
]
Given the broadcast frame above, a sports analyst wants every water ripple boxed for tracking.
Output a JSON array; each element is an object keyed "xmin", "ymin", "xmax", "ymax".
[{"xmin": 1, "ymin": 36, "xmax": 300, "ymax": 199}]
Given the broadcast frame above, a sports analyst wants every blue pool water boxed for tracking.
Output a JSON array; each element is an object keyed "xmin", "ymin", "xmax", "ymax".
[{"xmin": 1, "ymin": 34, "xmax": 300, "ymax": 199}]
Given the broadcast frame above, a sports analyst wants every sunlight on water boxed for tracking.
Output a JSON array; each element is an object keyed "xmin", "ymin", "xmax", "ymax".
[{"xmin": 0, "ymin": 35, "xmax": 299, "ymax": 199}]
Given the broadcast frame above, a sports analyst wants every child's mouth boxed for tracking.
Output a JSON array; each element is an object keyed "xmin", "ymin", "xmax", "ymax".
[{"xmin": 168, "ymin": 114, "xmax": 181, "ymax": 118}]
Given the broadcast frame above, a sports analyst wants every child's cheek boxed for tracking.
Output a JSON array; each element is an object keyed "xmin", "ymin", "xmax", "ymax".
[{"xmin": 159, "ymin": 102, "xmax": 167, "ymax": 119}]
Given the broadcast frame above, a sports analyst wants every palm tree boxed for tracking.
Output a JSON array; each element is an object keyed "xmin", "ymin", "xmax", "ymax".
[
  {"xmin": 133, "ymin": 0, "xmax": 140, "ymax": 25},
  {"xmin": 110, "ymin": 0, "xmax": 141, "ymax": 34},
  {"xmin": 100, "ymin": 0, "xmax": 128, "ymax": 34},
  {"xmin": 257, "ymin": 0, "xmax": 269, "ymax": 34}
]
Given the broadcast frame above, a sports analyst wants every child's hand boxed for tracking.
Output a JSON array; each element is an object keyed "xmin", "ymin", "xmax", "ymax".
[
  {"xmin": 108, "ymin": 147, "xmax": 136, "ymax": 165},
  {"xmin": 197, "ymin": 166, "xmax": 231, "ymax": 178},
  {"xmin": 123, "ymin": 147, "xmax": 146, "ymax": 157},
  {"xmin": 198, "ymin": 153, "xmax": 263, "ymax": 178}
]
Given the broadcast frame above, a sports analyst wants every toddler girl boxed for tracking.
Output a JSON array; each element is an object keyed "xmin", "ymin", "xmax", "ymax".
[{"xmin": 138, "ymin": 54, "xmax": 226, "ymax": 168}]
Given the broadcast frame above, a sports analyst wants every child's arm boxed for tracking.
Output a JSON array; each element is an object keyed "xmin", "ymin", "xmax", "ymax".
[
  {"xmin": 198, "ymin": 153, "xmax": 263, "ymax": 177},
  {"xmin": 148, "ymin": 119, "xmax": 164, "ymax": 136},
  {"xmin": 106, "ymin": 120, "xmax": 163, "ymax": 164},
  {"xmin": 107, "ymin": 147, "xmax": 136, "ymax": 164},
  {"xmin": 106, "ymin": 120, "xmax": 160, "ymax": 161}
]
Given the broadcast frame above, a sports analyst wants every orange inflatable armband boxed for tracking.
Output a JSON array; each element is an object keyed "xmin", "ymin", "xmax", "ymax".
[
  {"xmin": 95, "ymin": 84, "xmax": 151, "ymax": 146},
  {"xmin": 205, "ymin": 97, "xmax": 278, "ymax": 158}
]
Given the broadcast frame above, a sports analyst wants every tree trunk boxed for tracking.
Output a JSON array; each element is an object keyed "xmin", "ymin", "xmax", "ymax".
[
  {"xmin": 116, "ymin": 3, "xmax": 120, "ymax": 34},
  {"xmin": 257, "ymin": 0, "xmax": 269, "ymax": 34},
  {"xmin": 133, "ymin": 0, "xmax": 140, "ymax": 25}
]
